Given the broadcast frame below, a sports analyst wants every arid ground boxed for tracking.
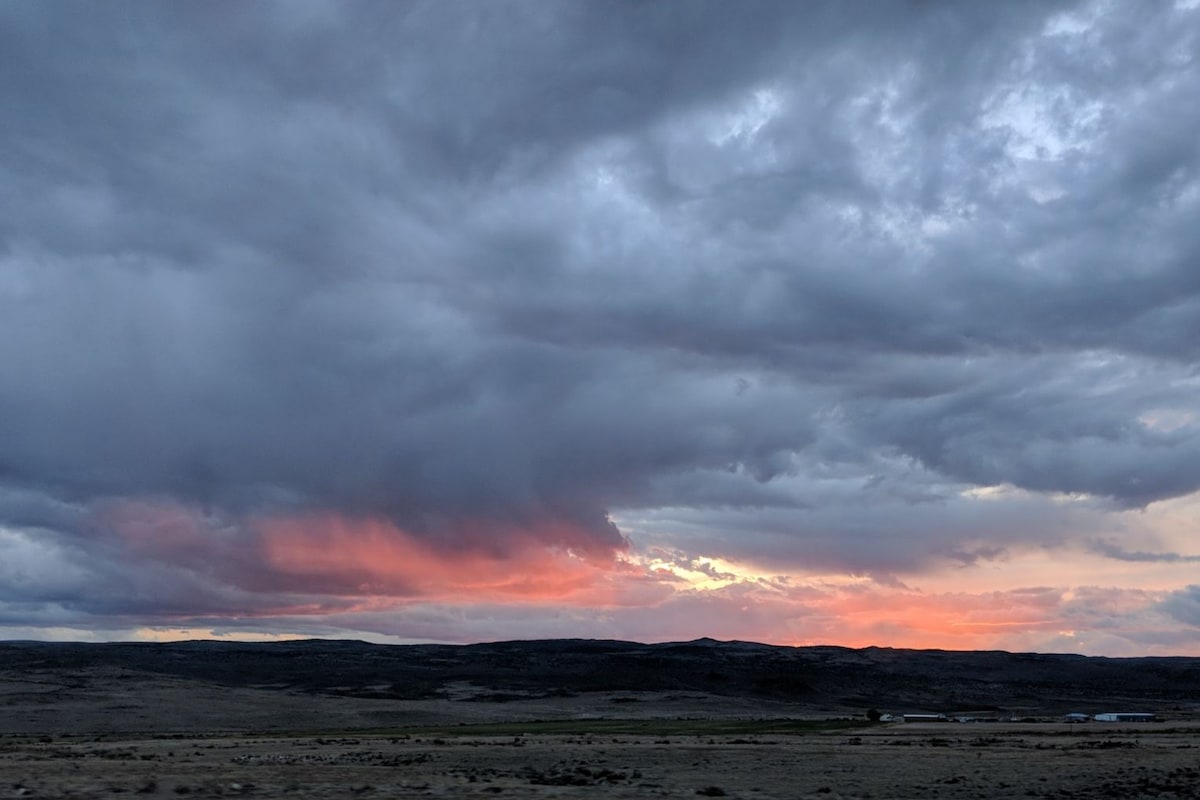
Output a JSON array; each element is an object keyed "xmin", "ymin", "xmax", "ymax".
[
  {"xmin": 4, "ymin": 722, "xmax": 1199, "ymax": 799},
  {"xmin": 3, "ymin": 640, "xmax": 1199, "ymax": 798}
]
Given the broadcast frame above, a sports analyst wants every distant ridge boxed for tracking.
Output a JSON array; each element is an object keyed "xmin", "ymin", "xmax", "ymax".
[{"xmin": 2, "ymin": 638, "xmax": 1198, "ymax": 715}]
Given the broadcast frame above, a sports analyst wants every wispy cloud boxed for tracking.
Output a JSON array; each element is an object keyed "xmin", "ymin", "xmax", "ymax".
[{"xmin": 1088, "ymin": 540, "xmax": 1200, "ymax": 564}]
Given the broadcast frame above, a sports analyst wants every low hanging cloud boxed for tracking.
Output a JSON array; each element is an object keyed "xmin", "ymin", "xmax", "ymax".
[{"xmin": 2, "ymin": 1, "xmax": 1199, "ymax": 648}]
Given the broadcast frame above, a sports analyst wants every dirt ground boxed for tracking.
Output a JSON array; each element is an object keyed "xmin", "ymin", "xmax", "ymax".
[
  {"xmin": 3, "ymin": 722, "xmax": 1198, "ymax": 799},
  {"xmin": 4, "ymin": 665, "xmax": 1198, "ymax": 798}
]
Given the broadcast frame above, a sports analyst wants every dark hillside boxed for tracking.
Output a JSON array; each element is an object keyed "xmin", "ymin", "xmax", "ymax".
[{"xmin": 3, "ymin": 638, "xmax": 1198, "ymax": 715}]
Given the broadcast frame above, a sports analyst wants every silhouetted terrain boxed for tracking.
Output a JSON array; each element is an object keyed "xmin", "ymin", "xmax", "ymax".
[{"xmin": 4, "ymin": 638, "xmax": 1199, "ymax": 723}]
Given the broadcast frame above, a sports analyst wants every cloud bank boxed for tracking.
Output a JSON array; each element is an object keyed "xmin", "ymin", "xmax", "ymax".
[{"xmin": 2, "ymin": 1, "xmax": 1199, "ymax": 654}]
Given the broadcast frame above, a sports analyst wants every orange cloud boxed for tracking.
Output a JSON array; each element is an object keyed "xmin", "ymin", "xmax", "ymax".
[
  {"xmin": 83, "ymin": 501, "xmax": 1197, "ymax": 655},
  {"xmin": 256, "ymin": 513, "xmax": 670, "ymax": 606}
]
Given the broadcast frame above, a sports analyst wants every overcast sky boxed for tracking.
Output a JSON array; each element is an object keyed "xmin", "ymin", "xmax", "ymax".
[{"xmin": 2, "ymin": 0, "xmax": 1199, "ymax": 655}]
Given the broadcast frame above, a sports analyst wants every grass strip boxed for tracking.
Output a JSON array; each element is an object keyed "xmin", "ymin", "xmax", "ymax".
[{"xmin": 393, "ymin": 718, "xmax": 866, "ymax": 737}]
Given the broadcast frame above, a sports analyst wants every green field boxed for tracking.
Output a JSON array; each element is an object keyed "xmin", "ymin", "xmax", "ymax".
[{"xmin": 395, "ymin": 718, "xmax": 868, "ymax": 737}]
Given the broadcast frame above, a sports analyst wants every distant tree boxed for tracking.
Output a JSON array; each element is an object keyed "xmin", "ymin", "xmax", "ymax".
[{"xmin": 866, "ymin": 708, "xmax": 882, "ymax": 722}]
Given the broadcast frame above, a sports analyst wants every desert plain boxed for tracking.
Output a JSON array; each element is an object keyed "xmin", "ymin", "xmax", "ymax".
[{"xmin": 3, "ymin": 639, "xmax": 1199, "ymax": 799}]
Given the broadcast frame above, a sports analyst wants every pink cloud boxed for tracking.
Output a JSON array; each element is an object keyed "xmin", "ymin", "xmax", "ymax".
[
  {"xmin": 69, "ymin": 502, "xmax": 1198, "ymax": 656},
  {"xmin": 256, "ymin": 513, "xmax": 673, "ymax": 607}
]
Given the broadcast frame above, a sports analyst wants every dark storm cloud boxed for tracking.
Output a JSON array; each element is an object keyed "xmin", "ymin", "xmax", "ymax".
[
  {"xmin": 1160, "ymin": 586, "xmax": 1200, "ymax": 629},
  {"xmin": 2, "ymin": 0, "xmax": 1200, "ymax": 622}
]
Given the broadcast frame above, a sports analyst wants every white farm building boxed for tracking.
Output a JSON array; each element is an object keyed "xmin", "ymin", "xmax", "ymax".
[{"xmin": 1093, "ymin": 712, "xmax": 1156, "ymax": 722}]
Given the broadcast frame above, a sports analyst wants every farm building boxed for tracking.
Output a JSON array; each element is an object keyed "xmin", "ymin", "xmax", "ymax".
[
  {"xmin": 901, "ymin": 713, "xmax": 948, "ymax": 723},
  {"xmin": 1093, "ymin": 712, "xmax": 1156, "ymax": 722},
  {"xmin": 1063, "ymin": 713, "xmax": 1090, "ymax": 723}
]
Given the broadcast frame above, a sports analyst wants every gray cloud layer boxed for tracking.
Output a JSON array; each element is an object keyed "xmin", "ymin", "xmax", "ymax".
[{"xmin": 2, "ymin": 1, "xmax": 1199, "ymax": 627}]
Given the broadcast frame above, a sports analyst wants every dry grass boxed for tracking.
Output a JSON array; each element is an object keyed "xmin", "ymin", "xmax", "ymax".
[{"xmin": 4, "ymin": 722, "xmax": 1199, "ymax": 799}]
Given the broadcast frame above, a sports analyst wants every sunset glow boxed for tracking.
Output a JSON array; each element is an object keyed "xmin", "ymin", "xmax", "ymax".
[{"xmin": 16, "ymin": 498, "xmax": 1184, "ymax": 657}]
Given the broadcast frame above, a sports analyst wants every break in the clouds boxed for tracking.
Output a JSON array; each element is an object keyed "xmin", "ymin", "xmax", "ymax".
[{"xmin": 2, "ymin": 1, "xmax": 1199, "ymax": 654}]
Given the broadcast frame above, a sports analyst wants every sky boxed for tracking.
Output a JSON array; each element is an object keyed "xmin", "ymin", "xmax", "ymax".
[{"xmin": 2, "ymin": 1, "xmax": 1199, "ymax": 656}]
